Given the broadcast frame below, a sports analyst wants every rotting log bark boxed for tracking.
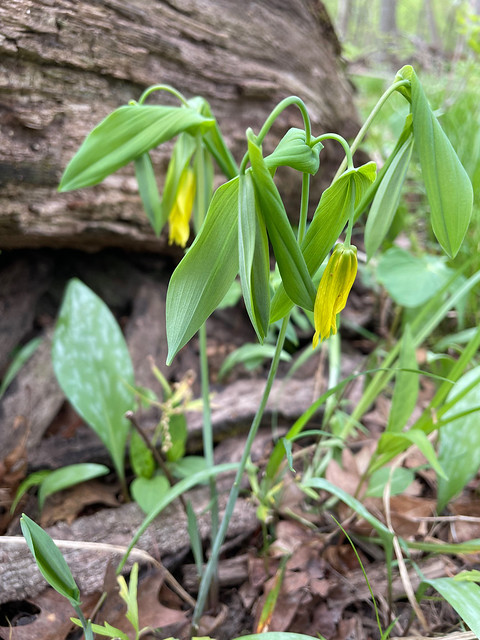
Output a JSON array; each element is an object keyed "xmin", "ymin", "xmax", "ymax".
[{"xmin": 0, "ymin": 0, "xmax": 361, "ymax": 251}]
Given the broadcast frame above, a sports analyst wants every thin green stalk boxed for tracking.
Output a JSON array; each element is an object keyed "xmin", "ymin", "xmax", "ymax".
[
  {"xmin": 73, "ymin": 606, "xmax": 93, "ymax": 640},
  {"xmin": 311, "ymin": 133, "xmax": 354, "ymax": 171},
  {"xmin": 239, "ymin": 96, "xmax": 312, "ymax": 174},
  {"xmin": 137, "ymin": 84, "xmax": 189, "ymax": 106},
  {"xmin": 333, "ymin": 79, "xmax": 410, "ymax": 181},
  {"xmin": 192, "ymin": 314, "xmax": 291, "ymax": 628},
  {"xmin": 198, "ymin": 322, "xmax": 219, "ymax": 597}
]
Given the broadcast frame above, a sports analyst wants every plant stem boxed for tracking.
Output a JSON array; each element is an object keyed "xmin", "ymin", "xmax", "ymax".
[
  {"xmin": 311, "ymin": 133, "xmax": 354, "ymax": 171},
  {"xmin": 137, "ymin": 84, "xmax": 189, "ymax": 106},
  {"xmin": 198, "ymin": 322, "xmax": 219, "ymax": 605},
  {"xmin": 191, "ymin": 314, "xmax": 290, "ymax": 628},
  {"xmin": 239, "ymin": 96, "xmax": 312, "ymax": 174},
  {"xmin": 73, "ymin": 605, "xmax": 93, "ymax": 640},
  {"xmin": 332, "ymin": 79, "xmax": 410, "ymax": 181}
]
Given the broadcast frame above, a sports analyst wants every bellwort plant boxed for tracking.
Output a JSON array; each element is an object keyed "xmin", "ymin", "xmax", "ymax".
[{"xmin": 20, "ymin": 65, "xmax": 473, "ymax": 633}]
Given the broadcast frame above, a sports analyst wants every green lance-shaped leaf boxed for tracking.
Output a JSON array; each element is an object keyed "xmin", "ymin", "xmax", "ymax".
[
  {"xmin": 52, "ymin": 279, "xmax": 135, "ymax": 484},
  {"xmin": 238, "ymin": 171, "xmax": 270, "ymax": 342},
  {"xmin": 437, "ymin": 366, "xmax": 480, "ymax": 511},
  {"xmin": 247, "ymin": 130, "xmax": 316, "ymax": 311},
  {"xmin": 365, "ymin": 133, "xmax": 413, "ymax": 259},
  {"xmin": 386, "ymin": 325, "xmax": 418, "ymax": 432},
  {"xmin": 20, "ymin": 514, "xmax": 81, "ymax": 607},
  {"xmin": 270, "ymin": 162, "xmax": 376, "ymax": 322},
  {"xmin": 38, "ymin": 463, "xmax": 110, "ymax": 510},
  {"xmin": 59, "ymin": 104, "xmax": 214, "ymax": 191},
  {"xmin": 166, "ymin": 177, "xmax": 240, "ymax": 364},
  {"xmin": 397, "ymin": 65, "xmax": 473, "ymax": 258},
  {"xmin": 134, "ymin": 152, "xmax": 163, "ymax": 235},
  {"xmin": 265, "ymin": 128, "xmax": 322, "ymax": 175}
]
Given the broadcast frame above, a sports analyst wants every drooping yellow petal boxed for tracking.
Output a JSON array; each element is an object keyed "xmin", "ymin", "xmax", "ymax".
[
  {"xmin": 312, "ymin": 243, "xmax": 358, "ymax": 348},
  {"xmin": 168, "ymin": 167, "xmax": 196, "ymax": 248}
]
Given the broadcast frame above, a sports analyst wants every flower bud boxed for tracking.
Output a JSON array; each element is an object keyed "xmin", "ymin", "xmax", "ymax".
[{"xmin": 313, "ymin": 243, "xmax": 358, "ymax": 348}]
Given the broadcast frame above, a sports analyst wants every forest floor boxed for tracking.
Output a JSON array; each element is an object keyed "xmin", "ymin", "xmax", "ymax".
[{"xmin": 0, "ymin": 248, "xmax": 479, "ymax": 640}]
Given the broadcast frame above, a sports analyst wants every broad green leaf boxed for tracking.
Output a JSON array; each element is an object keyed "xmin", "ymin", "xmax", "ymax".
[
  {"xmin": 52, "ymin": 279, "xmax": 135, "ymax": 483},
  {"xmin": 59, "ymin": 104, "xmax": 214, "ymax": 191},
  {"xmin": 134, "ymin": 152, "xmax": 163, "ymax": 235},
  {"xmin": 238, "ymin": 171, "xmax": 261, "ymax": 338},
  {"xmin": 365, "ymin": 134, "xmax": 413, "ymax": 259},
  {"xmin": 20, "ymin": 514, "xmax": 81, "ymax": 606},
  {"xmin": 129, "ymin": 429, "xmax": 155, "ymax": 479},
  {"xmin": 166, "ymin": 178, "xmax": 240, "ymax": 364},
  {"xmin": 162, "ymin": 132, "xmax": 196, "ymax": 223},
  {"xmin": 366, "ymin": 467, "xmax": 414, "ymax": 498},
  {"xmin": 387, "ymin": 325, "xmax": 418, "ymax": 432},
  {"xmin": 0, "ymin": 337, "xmax": 42, "ymax": 399},
  {"xmin": 118, "ymin": 462, "xmax": 239, "ymax": 572},
  {"xmin": 38, "ymin": 463, "xmax": 110, "ymax": 510},
  {"xmin": 270, "ymin": 162, "xmax": 376, "ymax": 322},
  {"xmin": 437, "ymin": 366, "xmax": 480, "ymax": 511},
  {"xmin": 248, "ymin": 131, "xmax": 316, "ymax": 311},
  {"xmin": 238, "ymin": 171, "xmax": 270, "ymax": 341},
  {"xmin": 265, "ymin": 128, "xmax": 322, "ymax": 174},
  {"xmin": 250, "ymin": 204, "xmax": 271, "ymax": 339},
  {"xmin": 11, "ymin": 470, "xmax": 51, "ymax": 514},
  {"xmin": 130, "ymin": 474, "xmax": 170, "ymax": 515},
  {"xmin": 375, "ymin": 429, "xmax": 446, "ymax": 479},
  {"xmin": 398, "ymin": 65, "xmax": 473, "ymax": 258},
  {"xmin": 376, "ymin": 247, "xmax": 453, "ymax": 308},
  {"xmin": 423, "ymin": 577, "xmax": 480, "ymax": 638}
]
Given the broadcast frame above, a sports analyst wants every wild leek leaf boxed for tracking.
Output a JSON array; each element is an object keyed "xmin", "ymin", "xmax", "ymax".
[
  {"xmin": 20, "ymin": 514, "xmax": 81, "ymax": 607},
  {"xmin": 59, "ymin": 104, "xmax": 214, "ymax": 191},
  {"xmin": 166, "ymin": 177, "xmax": 240, "ymax": 364},
  {"xmin": 248, "ymin": 131, "xmax": 316, "ymax": 311},
  {"xmin": 52, "ymin": 279, "xmax": 135, "ymax": 484}
]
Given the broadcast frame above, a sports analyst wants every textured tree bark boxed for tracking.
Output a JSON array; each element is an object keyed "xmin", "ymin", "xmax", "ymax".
[{"xmin": 0, "ymin": 0, "xmax": 361, "ymax": 251}]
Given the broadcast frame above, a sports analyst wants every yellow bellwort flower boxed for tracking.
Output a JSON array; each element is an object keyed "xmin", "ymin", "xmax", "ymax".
[
  {"xmin": 312, "ymin": 243, "xmax": 358, "ymax": 348},
  {"xmin": 168, "ymin": 167, "xmax": 196, "ymax": 248}
]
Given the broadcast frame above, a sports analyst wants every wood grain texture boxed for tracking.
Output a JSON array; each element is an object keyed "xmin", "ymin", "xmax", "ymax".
[{"xmin": 0, "ymin": 0, "xmax": 360, "ymax": 251}]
